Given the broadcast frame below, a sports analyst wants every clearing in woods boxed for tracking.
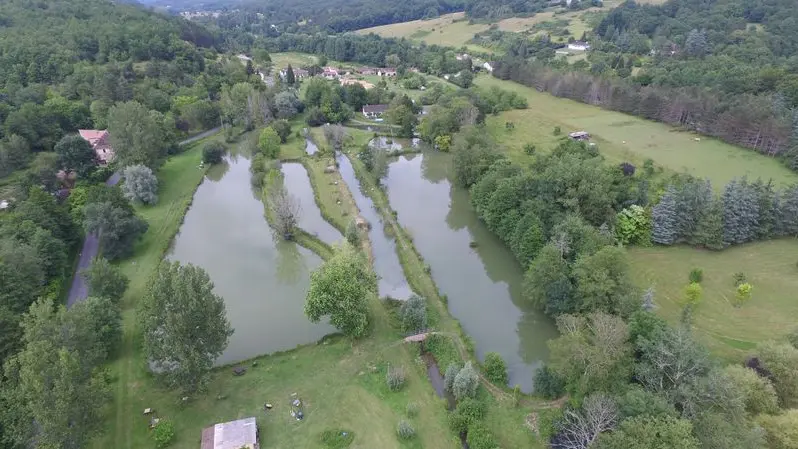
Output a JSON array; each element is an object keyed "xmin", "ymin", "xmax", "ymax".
[{"xmin": 628, "ymin": 240, "xmax": 798, "ymax": 359}]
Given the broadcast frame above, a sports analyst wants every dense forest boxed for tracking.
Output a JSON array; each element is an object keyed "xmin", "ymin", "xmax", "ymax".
[
  {"xmin": 185, "ymin": 0, "xmax": 465, "ymax": 34},
  {"xmin": 465, "ymin": 0, "xmax": 598, "ymax": 20}
]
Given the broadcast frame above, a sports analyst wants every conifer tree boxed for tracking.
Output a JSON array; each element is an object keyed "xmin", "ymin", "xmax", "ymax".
[{"xmin": 652, "ymin": 186, "xmax": 678, "ymax": 245}]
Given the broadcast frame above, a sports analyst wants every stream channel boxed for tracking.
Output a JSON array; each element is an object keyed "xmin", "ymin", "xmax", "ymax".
[
  {"xmin": 169, "ymin": 150, "xmax": 334, "ymax": 366},
  {"xmin": 384, "ymin": 152, "xmax": 558, "ymax": 392}
]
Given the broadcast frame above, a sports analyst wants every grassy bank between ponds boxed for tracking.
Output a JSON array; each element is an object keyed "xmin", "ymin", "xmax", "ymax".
[
  {"xmin": 95, "ymin": 131, "xmax": 457, "ymax": 449},
  {"xmin": 336, "ymin": 142, "xmax": 547, "ymax": 449}
]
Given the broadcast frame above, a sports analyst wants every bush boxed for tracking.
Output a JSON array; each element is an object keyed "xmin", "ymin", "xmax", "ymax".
[
  {"xmin": 523, "ymin": 143, "xmax": 536, "ymax": 155},
  {"xmin": 202, "ymin": 142, "xmax": 225, "ymax": 164},
  {"xmin": 444, "ymin": 363, "xmax": 460, "ymax": 393},
  {"xmin": 405, "ymin": 402, "xmax": 419, "ymax": 417},
  {"xmin": 306, "ymin": 106, "xmax": 327, "ymax": 127},
  {"xmin": 152, "ymin": 420, "xmax": 175, "ymax": 448},
  {"xmin": 319, "ymin": 429, "xmax": 355, "ymax": 448},
  {"xmin": 685, "ymin": 282, "xmax": 703, "ymax": 305},
  {"xmin": 553, "ymin": 126, "xmax": 561, "ymax": 136},
  {"xmin": 122, "ymin": 164, "xmax": 158, "ymax": 205},
  {"xmin": 448, "ymin": 397, "xmax": 486, "ymax": 433},
  {"xmin": 396, "ymin": 420, "xmax": 415, "ymax": 440},
  {"xmin": 272, "ymin": 119, "xmax": 292, "ymax": 143},
  {"xmin": 483, "ymin": 352, "xmax": 508, "ymax": 385},
  {"xmin": 453, "ymin": 362, "xmax": 479, "ymax": 400},
  {"xmin": 466, "ymin": 423, "xmax": 497, "ymax": 449},
  {"xmin": 735, "ymin": 283, "xmax": 753, "ymax": 306},
  {"xmin": 689, "ymin": 267, "xmax": 703, "ymax": 283},
  {"xmin": 533, "ymin": 366, "xmax": 565, "ymax": 399},
  {"xmin": 399, "ymin": 296, "xmax": 427, "ymax": 333},
  {"xmin": 733, "ymin": 271, "xmax": 747, "ymax": 286},
  {"xmin": 386, "ymin": 366, "xmax": 406, "ymax": 391},
  {"xmin": 345, "ymin": 219, "xmax": 361, "ymax": 247}
]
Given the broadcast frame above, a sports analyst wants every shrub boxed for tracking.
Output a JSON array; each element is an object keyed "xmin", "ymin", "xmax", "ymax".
[
  {"xmin": 448, "ymin": 397, "xmax": 486, "ymax": 433},
  {"xmin": 272, "ymin": 119, "xmax": 292, "ymax": 143},
  {"xmin": 122, "ymin": 164, "xmax": 158, "ymax": 205},
  {"xmin": 735, "ymin": 283, "xmax": 753, "ymax": 306},
  {"xmin": 345, "ymin": 219, "xmax": 361, "ymax": 247},
  {"xmin": 319, "ymin": 429, "xmax": 355, "ymax": 448},
  {"xmin": 444, "ymin": 363, "xmax": 460, "ymax": 393},
  {"xmin": 466, "ymin": 423, "xmax": 497, "ymax": 449},
  {"xmin": 524, "ymin": 143, "xmax": 536, "ymax": 155},
  {"xmin": 538, "ymin": 408, "xmax": 564, "ymax": 442},
  {"xmin": 689, "ymin": 267, "xmax": 703, "ymax": 283},
  {"xmin": 483, "ymin": 352, "xmax": 508, "ymax": 385},
  {"xmin": 553, "ymin": 126, "xmax": 561, "ymax": 136},
  {"xmin": 733, "ymin": 271, "xmax": 747, "ymax": 286},
  {"xmin": 396, "ymin": 420, "xmax": 415, "ymax": 440},
  {"xmin": 405, "ymin": 402, "xmax": 419, "ymax": 417},
  {"xmin": 615, "ymin": 205, "xmax": 651, "ymax": 245},
  {"xmin": 202, "ymin": 142, "xmax": 225, "ymax": 164},
  {"xmin": 386, "ymin": 366, "xmax": 406, "ymax": 391},
  {"xmin": 399, "ymin": 296, "xmax": 427, "ymax": 333},
  {"xmin": 685, "ymin": 282, "xmax": 702, "ymax": 306},
  {"xmin": 448, "ymin": 410, "xmax": 469, "ymax": 434},
  {"xmin": 453, "ymin": 362, "xmax": 479, "ymax": 400},
  {"xmin": 533, "ymin": 366, "xmax": 565, "ymax": 399},
  {"xmin": 152, "ymin": 420, "xmax": 175, "ymax": 448}
]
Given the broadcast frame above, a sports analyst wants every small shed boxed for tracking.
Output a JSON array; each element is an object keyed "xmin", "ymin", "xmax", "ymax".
[
  {"xmin": 568, "ymin": 131, "xmax": 590, "ymax": 141},
  {"xmin": 201, "ymin": 417, "xmax": 259, "ymax": 449}
]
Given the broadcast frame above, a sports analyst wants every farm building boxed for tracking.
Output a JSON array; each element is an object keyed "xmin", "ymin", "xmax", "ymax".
[
  {"xmin": 78, "ymin": 129, "xmax": 114, "ymax": 165},
  {"xmin": 201, "ymin": 417, "xmax": 259, "ymax": 449},
  {"xmin": 568, "ymin": 131, "xmax": 590, "ymax": 141},
  {"xmin": 357, "ymin": 67, "xmax": 377, "ymax": 75},
  {"xmin": 567, "ymin": 41, "xmax": 590, "ymax": 51},
  {"xmin": 362, "ymin": 104, "xmax": 389, "ymax": 119},
  {"xmin": 377, "ymin": 68, "xmax": 396, "ymax": 77}
]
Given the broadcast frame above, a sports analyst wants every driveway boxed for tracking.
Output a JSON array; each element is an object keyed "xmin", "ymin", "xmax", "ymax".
[{"xmin": 66, "ymin": 127, "xmax": 221, "ymax": 307}]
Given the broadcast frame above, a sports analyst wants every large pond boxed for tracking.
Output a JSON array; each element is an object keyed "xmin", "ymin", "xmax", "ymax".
[
  {"xmin": 384, "ymin": 152, "xmax": 557, "ymax": 391},
  {"xmin": 281, "ymin": 162, "xmax": 342, "ymax": 244},
  {"xmin": 336, "ymin": 153, "xmax": 413, "ymax": 300},
  {"xmin": 169, "ymin": 151, "xmax": 334, "ymax": 366}
]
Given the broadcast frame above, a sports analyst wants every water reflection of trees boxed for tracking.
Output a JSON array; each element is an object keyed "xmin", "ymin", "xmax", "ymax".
[
  {"xmin": 275, "ymin": 239, "xmax": 307, "ymax": 284},
  {"xmin": 205, "ymin": 160, "xmax": 230, "ymax": 182},
  {"xmin": 420, "ymin": 151, "xmax": 448, "ymax": 184}
]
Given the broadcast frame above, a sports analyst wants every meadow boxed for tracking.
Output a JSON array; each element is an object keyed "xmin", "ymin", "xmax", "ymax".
[
  {"xmin": 628, "ymin": 240, "xmax": 798, "ymax": 358},
  {"xmin": 475, "ymin": 75, "xmax": 798, "ymax": 188}
]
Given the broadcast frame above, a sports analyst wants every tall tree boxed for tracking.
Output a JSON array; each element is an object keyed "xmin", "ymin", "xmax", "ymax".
[
  {"xmin": 107, "ymin": 101, "xmax": 171, "ymax": 168},
  {"xmin": 83, "ymin": 201, "xmax": 148, "ymax": 260},
  {"xmin": 652, "ymin": 185, "xmax": 678, "ymax": 244},
  {"xmin": 81, "ymin": 257, "xmax": 129, "ymax": 303},
  {"xmin": 121, "ymin": 164, "xmax": 159, "ymax": 205},
  {"xmin": 139, "ymin": 262, "xmax": 233, "ymax": 394},
  {"xmin": 595, "ymin": 416, "xmax": 700, "ymax": 449},
  {"xmin": 304, "ymin": 245, "xmax": 375, "ymax": 337},
  {"xmin": 285, "ymin": 64, "xmax": 296, "ymax": 85},
  {"xmin": 54, "ymin": 134, "xmax": 97, "ymax": 178}
]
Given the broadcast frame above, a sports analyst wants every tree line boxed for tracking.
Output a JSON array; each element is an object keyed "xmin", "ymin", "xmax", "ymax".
[{"xmin": 436, "ymin": 99, "xmax": 798, "ymax": 447}]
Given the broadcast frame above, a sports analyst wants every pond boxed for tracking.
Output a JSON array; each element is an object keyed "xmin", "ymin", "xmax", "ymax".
[
  {"xmin": 281, "ymin": 162, "xmax": 342, "ymax": 244},
  {"xmin": 384, "ymin": 152, "xmax": 557, "ymax": 391},
  {"xmin": 368, "ymin": 137, "xmax": 425, "ymax": 152},
  {"xmin": 336, "ymin": 153, "xmax": 413, "ymax": 300},
  {"xmin": 169, "ymin": 151, "xmax": 334, "ymax": 366},
  {"xmin": 305, "ymin": 137, "xmax": 319, "ymax": 156}
]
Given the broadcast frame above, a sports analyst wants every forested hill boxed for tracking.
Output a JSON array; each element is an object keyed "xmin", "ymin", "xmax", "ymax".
[
  {"xmin": 182, "ymin": 0, "xmax": 466, "ymax": 33},
  {"xmin": 0, "ymin": 0, "xmax": 219, "ymax": 90},
  {"xmin": 464, "ymin": 0, "xmax": 598, "ymax": 20}
]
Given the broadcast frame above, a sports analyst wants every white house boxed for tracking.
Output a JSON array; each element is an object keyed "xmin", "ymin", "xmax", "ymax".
[
  {"xmin": 567, "ymin": 41, "xmax": 590, "ymax": 51},
  {"xmin": 483, "ymin": 61, "xmax": 495, "ymax": 73},
  {"xmin": 322, "ymin": 67, "xmax": 339, "ymax": 80},
  {"xmin": 377, "ymin": 68, "xmax": 397, "ymax": 77}
]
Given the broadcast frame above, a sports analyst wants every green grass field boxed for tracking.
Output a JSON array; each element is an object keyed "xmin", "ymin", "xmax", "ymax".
[
  {"xmin": 476, "ymin": 75, "xmax": 798, "ymax": 187},
  {"xmin": 628, "ymin": 240, "xmax": 798, "ymax": 359},
  {"xmin": 270, "ymin": 52, "xmax": 319, "ymax": 69}
]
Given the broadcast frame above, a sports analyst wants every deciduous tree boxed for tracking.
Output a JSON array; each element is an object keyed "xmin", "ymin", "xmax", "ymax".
[
  {"xmin": 54, "ymin": 134, "xmax": 97, "ymax": 178},
  {"xmin": 139, "ymin": 262, "xmax": 233, "ymax": 394},
  {"xmin": 82, "ymin": 257, "xmax": 129, "ymax": 303},
  {"xmin": 304, "ymin": 245, "xmax": 375, "ymax": 337},
  {"xmin": 122, "ymin": 164, "xmax": 159, "ymax": 205}
]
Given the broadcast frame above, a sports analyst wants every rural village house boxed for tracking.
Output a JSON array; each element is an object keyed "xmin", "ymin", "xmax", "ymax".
[
  {"xmin": 362, "ymin": 104, "xmax": 388, "ymax": 119},
  {"xmin": 78, "ymin": 129, "xmax": 114, "ymax": 165},
  {"xmin": 201, "ymin": 417, "xmax": 259, "ymax": 449},
  {"xmin": 357, "ymin": 67, "xmax": 377, "ymax": 75},
  {"xmin": 377, "ymin": 68, "xmax": 396, "ymax": 77},
  {"xmin": 567, "ymin": 41, "xmax": 590, "ymax": 51}
]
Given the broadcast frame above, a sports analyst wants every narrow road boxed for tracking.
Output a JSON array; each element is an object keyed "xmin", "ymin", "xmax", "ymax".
[{"xmin": 66, "ymin": 127, "xmax": 221, "ymax": 307}]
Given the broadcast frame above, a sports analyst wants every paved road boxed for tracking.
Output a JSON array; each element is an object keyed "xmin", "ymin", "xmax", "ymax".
[{"xmin": 66, "ymin": 127, "xmax": 221, "ymax": 308}]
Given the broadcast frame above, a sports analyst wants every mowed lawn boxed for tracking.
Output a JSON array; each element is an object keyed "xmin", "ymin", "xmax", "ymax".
[
  {"xmin": 628, "ymin": 240, "xmax": 798, "ymax": 359},
  {"xmin": 93, "ymin": 134, "xmax": 456, "ymax": 449},
  {"xmin": 476, "ymin": 75, "xmax": 798, "ymax": 187}
]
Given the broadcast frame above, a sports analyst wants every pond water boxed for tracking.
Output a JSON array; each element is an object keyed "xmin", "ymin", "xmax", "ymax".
[
  {"xmin": 368, "ymin": 137, "xmax": 425, "ymax": 152},
  {"xmin": 281, "ymin": 162, "xmax": 342, "ymax": 244},
  {"xmin": 169, "ymin": 152, "xmax": 334, "ymax": 366},
  {"xmin": 384, "ymin": 152, "xmax": 557, "ymax": 391},
  {"xmin": 336, "ymin": 153, "xmax": 413, "ymax": 300},
  {"xmin": 305, "ymin": 138, "xmax": 319, "ymax": 156}
]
